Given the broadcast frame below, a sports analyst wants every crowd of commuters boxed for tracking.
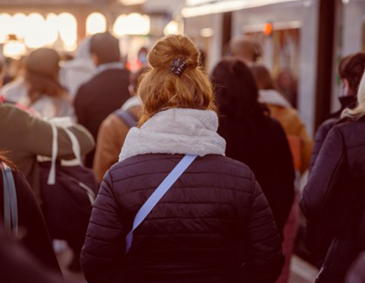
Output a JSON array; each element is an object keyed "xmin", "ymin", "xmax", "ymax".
[{"xmin": 0, "ymin": 31, "xmax": 365, "ymax": 283}]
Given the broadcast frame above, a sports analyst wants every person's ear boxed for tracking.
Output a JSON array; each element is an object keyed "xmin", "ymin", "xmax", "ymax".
[{"xmin": 343, "ymin": 79, "xmax": 350, "ymax": 96}]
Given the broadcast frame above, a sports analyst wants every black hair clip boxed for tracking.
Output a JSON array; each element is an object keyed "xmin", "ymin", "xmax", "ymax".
[{"xmin": 170, "ymin": 58, "xmax": 187, "ymax": 77}]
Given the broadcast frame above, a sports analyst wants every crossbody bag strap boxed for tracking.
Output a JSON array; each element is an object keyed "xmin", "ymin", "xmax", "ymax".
[
  {"xmin": 125, "ymin": 154, "xmax": 197, "ymax": 253},
  {"xmin": 2, "ymin": 165, "xmax": 18, "ymax": 236}
]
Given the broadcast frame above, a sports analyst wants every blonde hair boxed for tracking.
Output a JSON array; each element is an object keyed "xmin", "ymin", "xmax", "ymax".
[
  {"xmin": 137, "ymin": 35, "xmax": 216, "ymax": 125},
  {"xmin": 341, "ymin": 70, "xmax": 365, "ymax": 120}
]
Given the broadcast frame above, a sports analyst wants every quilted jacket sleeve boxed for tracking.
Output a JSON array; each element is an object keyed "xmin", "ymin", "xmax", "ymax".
[
  {"xmin": 81, "ymin": 171, "xmax": 126, "ymax": 283},
  {"xmin": 300, "ymin": 126, "xmax": 346, "ymax": 251},
  {"xmin": 242, "ymin": 173, "xmax": 284, "ymax": 283},
  {"xmin": 309, "ymin": 118, "xmax": 337, "ymax": 173}
]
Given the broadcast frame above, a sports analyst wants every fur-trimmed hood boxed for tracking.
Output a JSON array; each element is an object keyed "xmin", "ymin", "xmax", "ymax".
[
  {"xmin": 259, "ymin": 89, "xmax": 292, "ymax": 108},
  {"xmin": 119, "ymin": 108, "xmax": 226, "ymax": 161}
]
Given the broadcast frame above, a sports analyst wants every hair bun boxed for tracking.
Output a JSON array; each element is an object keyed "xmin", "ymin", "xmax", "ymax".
[{"xmin": 148, "ymin": 35, "xmax": 199, "ymax": 71}]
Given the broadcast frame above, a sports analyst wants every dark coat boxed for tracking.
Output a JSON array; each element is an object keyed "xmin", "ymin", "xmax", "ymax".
[
  {"xmin": 82, "ymin": 154, "xmax": 284, "ymax": 283},
  {"xmin": 309, "ymin": 118, "xmax": 338, "ymax": 173},
  {"xmin": 219, "ymin": 116, "xmax": 295, "ymax": 232},
  {"xmin": 310, "ymin": 96, "xmax": 357, "ymax": 172},
  {"xmin": 345, "ymin": 252, "xmax": 365, "ymax": 283},
  {"xmin": 74, "ymin": 68, "xmax": 130, "ymax": 168},
  {"xmin": 0, "ymin": 229, "xmax": 69, "ymax": 283},
  {"xmin": 0, "ymin": 169, "xmax": 61, "ymax": 274},
  {"xmin": 300, "ymin": 118, "xmax": 365, "ymax": 283}
]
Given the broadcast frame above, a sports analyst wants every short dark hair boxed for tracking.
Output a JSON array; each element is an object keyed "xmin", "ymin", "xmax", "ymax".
[{"xmin": 90, "ymin": 32, "xmax": 120, "ymax": 64}]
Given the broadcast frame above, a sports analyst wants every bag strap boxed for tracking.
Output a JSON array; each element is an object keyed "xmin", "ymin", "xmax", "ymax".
[
  {"xmin": 48, "ymin": 124, "xmax": 58, "ymax": 185},
  {"xmin": 47, "ymin": 124, "xmax": 83, "ymax": 185},
  {"xmin": 125, "ymin": 154, "xmax": 197, "ymax": 253},
  {"xmin": 2, "ymin": 165, "xmax": 18, "ymax": 236},
  {"xmin": 63, "ymin": 128, "xmax": 83, "ymax": 166},
  {"xmin": 115, "ymin": 109, "xmax": 138, "ymax": 129}
]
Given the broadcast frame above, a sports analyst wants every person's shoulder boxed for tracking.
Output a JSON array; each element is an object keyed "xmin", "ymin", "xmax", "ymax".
[
  {"xmin": 100, "ymin": 111, "xmax": 125, "ymax": 132},
  {"xmin": 0, "ymin": 103, "xmax": 30, "ymax": 119},
  {"xmin": 333, "ymin": 117, "xmax": 365, "ymax": 136}
]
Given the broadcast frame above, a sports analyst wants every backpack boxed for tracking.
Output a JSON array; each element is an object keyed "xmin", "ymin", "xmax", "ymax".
[{"xmin": 39, "ymin": 123, "xmax": 98, "ymax": 252}]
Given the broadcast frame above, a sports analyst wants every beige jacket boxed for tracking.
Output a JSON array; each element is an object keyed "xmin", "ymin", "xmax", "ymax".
[{"xmin": 93, "ymin": 105, "xmax": 141, "ymax": 183}]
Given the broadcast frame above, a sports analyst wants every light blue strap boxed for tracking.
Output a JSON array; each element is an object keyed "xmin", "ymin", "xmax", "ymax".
[
  {"xmin": 125, "ymin": 154, "xmax": 197, "ymax": 253},
  {"xmin": 2, "ymin": 166, "xmax": 18, "ymax": 236}
]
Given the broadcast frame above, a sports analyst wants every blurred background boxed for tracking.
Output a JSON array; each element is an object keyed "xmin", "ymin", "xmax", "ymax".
[
  {"xmin": 0, "ymin": 0, "xmax": 363, "ymax": 134},
  {"xmin": 0, "ymin": 1, "xmax": 363, "ymax": 282}
]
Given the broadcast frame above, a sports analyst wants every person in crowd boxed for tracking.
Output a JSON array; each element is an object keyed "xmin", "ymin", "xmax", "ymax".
[
  {"xmin": 250, "ymin": 64, "xmax": 313, "ymax": 174},
  {"xmin": 275, "ymin": 69, "xmax": 298, "ymax": 108},
  {"xmin": 212, "ymin": 59, "xmax": 295, "ymax": 233},
  {"xmin": 0, "ymin": 102, "xmax": 94, "ymax": 203},
  {"xmin": 250, "ymin": 64, "xmax": 312, "ymax": 283},
  {"xmin": 310, "ymin": 53, "xmax": 365, "ymax": 171},
  {"xmin": 82, "ymin": 35, "xmax": 284, "ymax": 283},
  {"xmin": 93, "ymin": 68, "xmax": 146, "ymax": 183},
  {"xmin": 1, "ymin": 48, "xmax": 74, "ymax": 119},
  {"xmin": 0, "ymin": 153, "xmax": 61, "ymax": 274},
  {"xmin": 59, "ymin": 37, "xmax": 96, "ymax": 99},
  {"xmin": 74, "ymin": 32, "xmax": 130, "ymax": 168},
  {"xmin": 346, "ymin": 252, "xmax": 365, "ymax": 283},
  {"xmin": 0, "ymin": 227, "xmax": 74, "ymax": 283},
  {"xmin": 300, "ymin": 70, "xmax": 365, "ymax": 283},
  {"xmin": 229, "ymin": 35, "xmax": 262, "ymax": 65},
  {"xmin": 2, "ymin": 56, "xmax": 26, "ymax": 86}
]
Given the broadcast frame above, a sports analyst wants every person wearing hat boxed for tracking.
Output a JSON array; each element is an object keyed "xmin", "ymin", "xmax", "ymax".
[{"xmin": 1, "ymin": 48, "xmax": 74, "ymax": 120}]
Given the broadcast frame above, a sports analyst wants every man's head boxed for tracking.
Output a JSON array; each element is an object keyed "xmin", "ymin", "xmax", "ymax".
[
  {"xmin": 90, "ymin": 32, "xmax": 121, "ymax": 66},
  {"xmin": 229, "ymin": 36, "xmax": 262, "ymax": 65}
]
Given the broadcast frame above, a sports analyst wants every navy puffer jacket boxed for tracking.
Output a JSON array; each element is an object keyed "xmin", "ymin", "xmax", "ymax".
[{"xmin": 82, "ymin": 154, "xmax": 284, "ymax": 283}]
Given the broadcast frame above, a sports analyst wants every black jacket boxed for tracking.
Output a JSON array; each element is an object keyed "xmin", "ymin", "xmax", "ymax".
[
  {"xmin": 310, "ymin": 96, "xmax": 358, "ymax": 172},
  {"xmin": 82, "ymin": 154, "xmax": 284, "ymax": 283},
  {"xmin": 300, "ymin": 118, "xmax": 365, "ymax": 283},
  {"xmin": 74, "ymin": 68, "xmax": 130, "ymax": 168},
  {"xmin": 0, "ymin": 169, "xmax": 61, "ymax": 274},
  {"xmin": 219, "ymin": 116, "xmax": 295, "ymax": 232}
]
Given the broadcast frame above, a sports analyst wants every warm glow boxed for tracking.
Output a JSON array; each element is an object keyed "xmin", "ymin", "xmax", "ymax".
[
  {"xmin": 3, "ymin": 41, "xmax": 26, "ymax": 59},
  {"xmin": 44, "ymin": 14, "xmax": 59, "ymax": 45},
  {"xmin": 200, "ymin": 28, "xmax": 214, "ymax": 37},
  {"xmin": 12, "ymin": 13, "xmax": 27, "ymax": 39},
  {"xmin": 57, "ymin": 13, "xmax": 78, "ymax": 51},
  {"xmin": 24, "ymin": 13, "xmax": 48, "ymax": 48},
  {"xmin": 113, "ymin": 13, "xmax": 150, "ymax": 36},
  {"xmin": 118, "ymin": 0, "xmax": 146, "ymax": 5},
  {"xmin": 164, "ymin": 20, "xmax": 179, "ymax": 36},
  {"xmin": 86, "ymin": 13, "xmax": 107, "ymax": 35},
  {"xmin": 0, "ymin": 13, "xmax": 12, "ymax": 43}
]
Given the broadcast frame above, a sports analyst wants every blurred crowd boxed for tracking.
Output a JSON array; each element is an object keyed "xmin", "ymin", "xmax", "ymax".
[{"xmin": 0, "ymin": 31, "xmax": 365, "ymax": 283}]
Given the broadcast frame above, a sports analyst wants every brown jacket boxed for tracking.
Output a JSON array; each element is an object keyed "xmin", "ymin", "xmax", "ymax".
[
  {"xmin": 268, "ymin": 105, "xmax": 313, "ymax": 173},
  {"xmin": 93, "ymin": 105, "xmax": 141, "ymax": 183}
]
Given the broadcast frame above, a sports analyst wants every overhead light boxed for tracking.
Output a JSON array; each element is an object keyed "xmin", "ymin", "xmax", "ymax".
[
  {"xmin": 86, "ymin": 13, "xmax": 107, "ymax": 35},
  {"xmin": 342, "ymin": 0, "xmax": 350, "ymax": 4},
  {"xmin": 113, "ymin": 13, "xmax": 150, "ymax": 36},
  {"xmin": 200, "ymin": 28, "xmax": 214, "ymax": 37},
  {"xmin": 3, "ymin": 40, "xmax": 26, "ymax": 59},
  {"xmin": 119, "ymin": 0, "xmax": 146, "ymax": 5},
  {"xmin": 164, "ymin": 20, "xmax": 179, "ymax": 35},
  {"xmin": 182, "ymin": 0, "xmax": 302, "ymax": 17},
  {"xmin": 186, "ymin": 0, "xmax": 217, "ymax": 6}
]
